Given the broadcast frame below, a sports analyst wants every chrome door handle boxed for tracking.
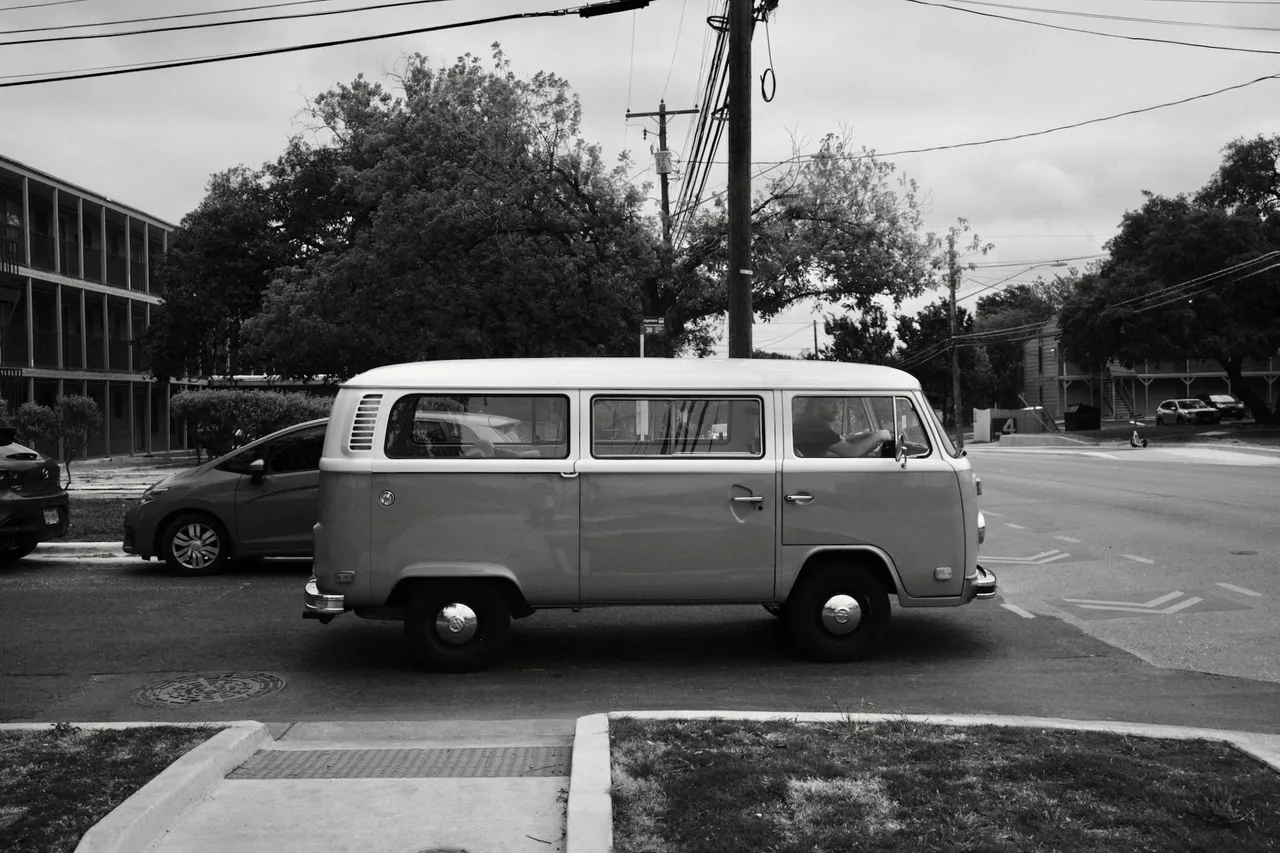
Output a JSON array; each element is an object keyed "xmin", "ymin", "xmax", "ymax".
[
  {"xmin": 785, "ymin": 493, "xmax": 814, "ymax": 505},
  {"xmin": 732, "ymin": 495, "xmax": 764, "ymax": 504},
  {"xmin": 559, "ymin": 471, "xmax": 579, "ymax": 479}
]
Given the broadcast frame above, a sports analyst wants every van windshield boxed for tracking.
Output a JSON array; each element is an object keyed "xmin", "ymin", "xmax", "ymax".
[{"xmin": 924, "ymin": 404, "xmax": 961, "ymax": 458}]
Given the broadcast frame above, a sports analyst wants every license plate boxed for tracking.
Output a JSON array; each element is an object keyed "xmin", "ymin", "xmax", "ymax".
[{"xmin": 43, "ymin": 507, "xmax": 60, "ymax": 526}]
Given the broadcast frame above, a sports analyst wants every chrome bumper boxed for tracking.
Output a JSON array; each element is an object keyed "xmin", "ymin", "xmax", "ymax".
[
  {"xmin": 303, "ymin": 577, "xmax": 345, "ymax": 619},
  {"xmin": 972, "ymin": 564, "xmax": 997, "ymax": 600}
]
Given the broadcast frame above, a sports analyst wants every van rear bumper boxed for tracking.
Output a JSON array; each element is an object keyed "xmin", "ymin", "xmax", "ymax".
[{"xmin": 303, "ymin": 577, "xmax": 345, "ymax": 619}]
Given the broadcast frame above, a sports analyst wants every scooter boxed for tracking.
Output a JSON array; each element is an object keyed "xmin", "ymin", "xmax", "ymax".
[{"xmin": 1129, "ymin": 417, "xmax": 1149, "ymax": 448}]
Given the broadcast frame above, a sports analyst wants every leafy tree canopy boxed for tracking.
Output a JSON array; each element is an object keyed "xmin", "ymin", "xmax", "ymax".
[{"xmin": 975, "ymin": 275, "xmax": 1077, "ymax": 408}]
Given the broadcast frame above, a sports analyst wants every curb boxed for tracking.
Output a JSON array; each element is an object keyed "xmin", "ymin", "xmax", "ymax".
[
  {"xmin": 572, "ymin": 711, "xmax": 1280, "ymax": 852},
  {"xmin": 0, "ymin": 721, "xmax": 269, "ymax": 853},
  {"xmin": 566, "ymin": 714, "xmax": 612, "ymax": 853}
]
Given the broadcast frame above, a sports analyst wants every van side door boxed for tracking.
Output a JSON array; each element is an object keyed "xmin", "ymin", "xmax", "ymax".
[
  {"xmin": 780, "ymin": 393, "xmax": 965, "ymax": 598},
  {"xmin": 578, "ymin": 393, "xmax": 775, "ymax": 602}
]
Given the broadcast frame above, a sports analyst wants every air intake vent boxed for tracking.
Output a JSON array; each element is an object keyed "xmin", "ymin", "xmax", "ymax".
[{"xmin": 348, "ymin": 394, "xmax": 383, "ymax": 451}]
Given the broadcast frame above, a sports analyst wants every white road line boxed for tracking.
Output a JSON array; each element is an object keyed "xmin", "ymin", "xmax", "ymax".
[
  {"xmin": 1120, "ymin": 554, "xmax": 1155, "ymax": 564},
  {"xmin": 1216, "ymin": 582, "xmax": 1263, "ymax": 597},
  {"xmin": 1001, "ymin": 604, "xmax": 1036, "ymax": 619},
  {"xmin": 1063, "ymin": 591, "xmax": 1184, "ymax": 608},
  {"xmin": 1004, "ymin": 523, "xmax": 1026, "ymax": 529},
  {"xmin": 1054, "ymin": 535, "xmax": 1081, "ymax": 544},
  {"xmin": 983, "ymin": 511, "xmax": 1005, "ymax": 517}
]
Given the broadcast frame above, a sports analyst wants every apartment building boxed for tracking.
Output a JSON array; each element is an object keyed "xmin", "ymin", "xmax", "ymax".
[
  {"xmin": 0, "ymin": 153, "xmax": 177, "ymax": 457},
  {"xmin": 1022, "ymin": 318, "xmax": 1279, "ymax": 421}
]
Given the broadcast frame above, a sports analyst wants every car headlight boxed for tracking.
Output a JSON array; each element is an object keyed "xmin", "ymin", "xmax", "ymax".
[
  {"xmin": 139, "ymin": 486, "xmax": 168, "ymax": 505},
  {"xmin": 977, "ymin": 510, "xmax": 986, "ymax": 545}
]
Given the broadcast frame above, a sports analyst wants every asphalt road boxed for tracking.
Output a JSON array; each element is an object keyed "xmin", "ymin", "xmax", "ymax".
[{"xmin": 3, "ymin": 444, "xmax": 1278, "ymax": 733}]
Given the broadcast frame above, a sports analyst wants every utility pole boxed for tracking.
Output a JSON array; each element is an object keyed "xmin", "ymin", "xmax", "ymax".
[
  {"xmin": 726, "ymin": 0, "xmax": 753, "ymax": 357},
  {"xmin": 948, "ymin": 231, "xmax": 964, "ymax": 451},
  {"xmin": 626, "ymin": 101, "xmax": 699, "ymax": 248},
  {"xmin": 812, "ymin": 320, "xmax": 819, "ymax": 359}
]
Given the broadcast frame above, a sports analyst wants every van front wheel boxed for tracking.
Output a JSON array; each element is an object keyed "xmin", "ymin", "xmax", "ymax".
[
  {"xmin": 785, "ymin": 565, "xmax": 890, "ymax": 662},
  {"xmin": 404, "ymin": 581, "xmax": 512, "ymax": 673}
]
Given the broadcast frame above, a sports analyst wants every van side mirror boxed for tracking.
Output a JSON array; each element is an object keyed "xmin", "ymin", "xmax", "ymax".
[
  {"xmin": 249, "ymin": 458, "xmax": 266, "ymax": 483},
  {"xmin": 894, "ymin": 433, "xmax": 908, "ymax": 469}
]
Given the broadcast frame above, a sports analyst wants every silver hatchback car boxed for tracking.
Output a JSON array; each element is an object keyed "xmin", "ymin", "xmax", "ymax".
[{"xmin": 123, "ymin": 419, "xmax": 327, "ymax": 575}]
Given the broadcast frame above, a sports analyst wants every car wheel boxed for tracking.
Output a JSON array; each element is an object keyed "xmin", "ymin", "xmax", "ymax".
[
  {"xmin": 1155, "ymin": 416, "xmax": 1163, "ymax": 426},
  {"xmin": 0, "ymin": 533, "xmax": 41, "ymax": 566},
  {"xmin": 1176, "ymin": 415, "xmax": 1184, "ymax": 425},
  {"xmin": 161, "ymin": 513, "xmax": 230, "ymax": 576},
  {"xmin": 404, "ymin": 580, "xmax": 512, "ymax": 672},
  {"xmin": 784, "ymin": 563, "xmax": 890, "ymax": 662}
]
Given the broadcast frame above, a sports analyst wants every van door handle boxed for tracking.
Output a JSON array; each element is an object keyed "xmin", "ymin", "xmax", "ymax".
[
  {"xmin": 559, "ymin": 471, "xmax": 579, "ymax": 479},
  {"xmin": 785, "ymin": 493, "xmax": 814, "ymax": 505},
  {"xmin": 732, "ymin": 495, "xmax": 764, "ymax": 504}
]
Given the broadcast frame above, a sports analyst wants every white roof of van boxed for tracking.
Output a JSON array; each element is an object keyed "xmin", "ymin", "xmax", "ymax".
[{"xmin": 343, "ymin": 358, "xmax": 922, "ymax": 392}]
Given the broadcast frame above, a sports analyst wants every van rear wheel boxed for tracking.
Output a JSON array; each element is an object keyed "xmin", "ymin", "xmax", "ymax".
[
  {"xmin": 404, "ymin": 581, "xmax": 512, "ymax": 673},
  {"xmin": 784, "ymin": 564, "xmax": 890, "ymax": 662}
]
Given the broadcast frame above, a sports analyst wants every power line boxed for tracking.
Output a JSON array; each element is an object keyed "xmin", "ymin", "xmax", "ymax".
[
  {"xmin": 661, "ymin": 0, "xmax": 691, "ymax": 100},
  {"xmin": 0, "ymin": 0, "xmax": 474, "ymax": 47},
  {"xmin": 946, "ymin": 0, "xmax": 1280, "ymax": 32},
  {"xmin": 2, "ymin": 0, "xmax": 376, "ymax": 36},
  {"xmin": 0, "ymin": 0, "xmax": 92, "ymax": 10},
  {"xmin": 0, "ymin": 0, "xmax": 651, "ymax": 88},
  {"xmin": 902, "ymin": 0, "xmax": 1280, "ymax": 56}
]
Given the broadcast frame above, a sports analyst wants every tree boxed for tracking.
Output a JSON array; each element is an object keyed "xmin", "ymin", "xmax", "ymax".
[
  {"xmin": 896, "ymin": 299, "xmax": 993, "ymax": 425},
  {"xmin": 1059, "ymin": 191, "xmax": 1280, "ymax": 423},
  {"xmin": 144, "ymin": 166, "xmax": 288, "ymax": 380},
  {"xmin": 975, "ymin": 276, "xmax": 1077, "ymax": 408},
  {"xmin": 240, "ymin": 50, "xmax": 655, "ymax": 379},
  {"xmin": 821, "ymin": 305, "xmax": 897, "ymax": 365}
]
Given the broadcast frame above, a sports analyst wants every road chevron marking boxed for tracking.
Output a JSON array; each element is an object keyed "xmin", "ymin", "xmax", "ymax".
[
  {"xmin": 1003, "ymin": 523, "xmax": 1026, "ymax": 529},
  {"xmin": 1120, "ymin": 554, "xmax": 1155, "ymax": 564},
  {"xmin": 1001, "ymin": 604, "xmax": 1036, "ymax": 619},
  {"xmin": 1054, "ymin": 535, "xmax": 1081, "ymax": 543},
  {"xmin": 1073, "ymin": 597, "xmax": 1203, "ymax": 615},
  {"xmin": 1064, "ymin": 591, "xmax": 1184, "ymax": 608},
  {"xmin": 1216, "ymin": 582, "xmax": 1263, "ymax": 597},
  {"xmin": 981, "ymin": 550, "xmax": 1070, "ymax": 565}
]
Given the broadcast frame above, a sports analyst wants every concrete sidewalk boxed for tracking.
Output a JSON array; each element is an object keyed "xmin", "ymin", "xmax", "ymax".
[{"xmin": 6, "ymin": 713, "xmax": 1276, "ymax": 853}]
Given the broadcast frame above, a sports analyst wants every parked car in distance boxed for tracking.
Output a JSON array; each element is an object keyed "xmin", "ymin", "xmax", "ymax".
[
  {"xmin": 0, "ymin": 428, "xmax": 69, "ymax": 565},
  {"xmin": 1196, "ymin": 393, "xmax": 1249, "ymax": 420},
  {"xmin": 1154, "ymin": 398, "xmax": 1220, "ymax": 426},
  {"xmin": 123, "ymin": 419, "xmax": 328, "ymax": 575}
]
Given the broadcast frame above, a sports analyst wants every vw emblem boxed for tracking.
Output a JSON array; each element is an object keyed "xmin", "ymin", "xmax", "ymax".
[
  {"xmin": 379, "ymin": 490, "xmax": 395, "ymax": 506},
  {"xmin": 41, "ymin": 468, "xmax": 50, "ymax": 480}
]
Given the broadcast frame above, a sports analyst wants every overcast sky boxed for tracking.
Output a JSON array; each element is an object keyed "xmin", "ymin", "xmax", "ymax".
[{"xmin": 2, "ymin": 0, "xmax": 1276, "ymax": 356}]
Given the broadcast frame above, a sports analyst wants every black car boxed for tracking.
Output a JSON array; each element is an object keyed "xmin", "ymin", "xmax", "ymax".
[
  {"xmin": 0, "ymin": 428, "xmax": 69, "ymax": 565},
  {"xmin": 1197, "ymin": 393, "xmax": 1249, "ymax": 420}
]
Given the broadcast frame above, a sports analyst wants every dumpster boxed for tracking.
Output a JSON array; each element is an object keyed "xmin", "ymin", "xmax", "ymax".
[{"xmin": 1063, "ymin": 403, "xmax": 1101, "ymax": 431}]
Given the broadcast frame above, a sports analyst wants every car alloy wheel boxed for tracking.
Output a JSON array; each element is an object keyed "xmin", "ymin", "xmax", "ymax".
[{"xmin": 161, "ymin": 513, "xmax": 230, "ymax": 576}]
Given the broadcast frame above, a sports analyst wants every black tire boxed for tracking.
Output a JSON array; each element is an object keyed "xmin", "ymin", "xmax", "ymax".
[
  {"xmin": 1155, "ymin": 416, "xmax": 1163, "ymax": 426},
  {"xmin": 0, "ymin": 533, "xmax": 41, "ymax": 566},
  {"xmin": 784, "ymin": 563, "xmax": 890, "ymax": 662},
  {"xmin": 1176, "ymin": 415, "xmax": 1184, "ymax": 425},
  {"xmin": 404, "ymin": 580, "xmax": 512, "ymax": 673},
  {"xmin": 160, "ymin": 513, "xmax": 230, "ymax": 576}
]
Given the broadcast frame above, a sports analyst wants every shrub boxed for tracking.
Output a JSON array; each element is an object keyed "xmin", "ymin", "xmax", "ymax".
[
  {"xmin": 171, "ymin": 390, "xmax": 333, "ymax": 460},
  {"xmin": 1, "ymin": 395, "xmax": 103, "ymax": 485}
]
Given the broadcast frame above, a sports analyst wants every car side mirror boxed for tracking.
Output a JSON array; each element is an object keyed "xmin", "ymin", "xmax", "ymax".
[
  {"xmin": 249, "ymin": 458, "xmax": 266, "ymax": 483},
  {"xmin": 894, "ymin": 433, "xmax": 908, "ymax": 469}
]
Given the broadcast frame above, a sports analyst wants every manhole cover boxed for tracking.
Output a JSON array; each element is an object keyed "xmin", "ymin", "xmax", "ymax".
[
  {"xmin": 1231, "ymin": 550, "xmax": 1258, "ymax": 556},
  {"xmin": 133, "ymin": 672, "xmax": 285, "ymax": 708}
]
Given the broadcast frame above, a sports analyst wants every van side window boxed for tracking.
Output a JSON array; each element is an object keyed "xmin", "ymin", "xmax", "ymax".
[
  {"xmin": 591, "ymin": 397, "xmax": 762, "ymax": 458},
  {"xmin": 792, "ymin": 396, "xmax": 930, "ymax": 459},
  {"xmin": 383, "ymin": 394, "xmax": 569, "ymax": 460}
]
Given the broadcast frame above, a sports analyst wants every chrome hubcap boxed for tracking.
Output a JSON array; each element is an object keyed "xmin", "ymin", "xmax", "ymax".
[
  {"xmin": 172, "ymin": 524, "xmax": 220, "ymax": 569},
  {"xmin": 435, "ymin": 603, "xmax": 478, "ymax": 645},
  {"xmin": 821, "ymin": 594, "xmax": 862, "ymax": 635}
]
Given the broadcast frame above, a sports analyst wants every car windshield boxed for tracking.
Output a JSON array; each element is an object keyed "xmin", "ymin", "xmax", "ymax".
[
  {"xmin": 1209, "ymin": 395, "xmax": 1236, "ymax": 404},
  {"xmin": 1177, "ymin": 400, "xmax": 1202, "ymax": 408}
]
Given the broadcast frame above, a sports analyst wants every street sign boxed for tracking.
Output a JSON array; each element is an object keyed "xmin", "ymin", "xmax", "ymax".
[{"xmin": 642, "ymin": 317, "xmax": 665, "ymax": 335}]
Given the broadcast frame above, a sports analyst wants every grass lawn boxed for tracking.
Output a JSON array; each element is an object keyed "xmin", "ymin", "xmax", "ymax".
[
  {"xmin": 610, "ymin": 717, "xmax": 1280, "ymax": 853},
  {"xmin": 0, "ymin": 723, "xmax": 220, "ymax": 853},
  {"xmin": 63, "ymin": 496, "xmax": 136, "ymax": 542}
]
